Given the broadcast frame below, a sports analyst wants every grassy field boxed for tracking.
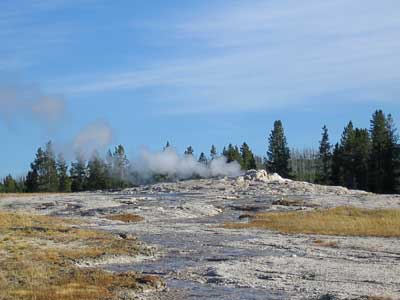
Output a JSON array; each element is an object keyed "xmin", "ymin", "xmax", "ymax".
[
  {"xmin": 0, "ymin": 211, "xmax": 153, "ymax": 300},
  {"xmin": 224, "ymin": 206, "xmax": 400, "ymax": 237}
]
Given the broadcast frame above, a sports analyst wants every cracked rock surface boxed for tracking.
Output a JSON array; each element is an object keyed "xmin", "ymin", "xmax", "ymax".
[{"xmin": 1, "ymin": 174, "xmax": 400, "ymax": 299}]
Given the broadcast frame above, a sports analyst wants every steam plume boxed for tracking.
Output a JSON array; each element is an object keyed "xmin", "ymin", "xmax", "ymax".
[
  {"xmin": 0, "ymin": 83, "xmax": 65, "ymax": 126},
  {"xmin": 132, "ymin": 147, "xmax": 242, "ymax": 182},
  {"xmin": 72, "ymin": 120, "xmax": 114, "ymax": 156}
]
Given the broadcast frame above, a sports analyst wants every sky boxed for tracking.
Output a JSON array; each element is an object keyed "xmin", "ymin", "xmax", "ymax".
[{"xmin": 1, "ymin": 0, "xmax": 400, "ymax": 177}]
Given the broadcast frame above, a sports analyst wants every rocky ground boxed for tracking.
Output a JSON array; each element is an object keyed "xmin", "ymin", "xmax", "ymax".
[{"xmin": 1, "ymin": 171, "xmax": 400, "ymax": 299}]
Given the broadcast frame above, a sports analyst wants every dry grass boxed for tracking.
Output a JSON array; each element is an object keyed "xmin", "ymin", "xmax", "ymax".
[
  {"xmin": 313, "ymin": 239, "xmax": 338, "ymax": 248},
  {"xmin": 0, "ymin": 211, "xmax": 153, "ymax": 300},
  {"xmin": 224, "ymin": 206, "xmax": 400, "ymax": 237},
  {"xmin": 104, "ymin": 214, "xmax": 144, "ymax": 223}
]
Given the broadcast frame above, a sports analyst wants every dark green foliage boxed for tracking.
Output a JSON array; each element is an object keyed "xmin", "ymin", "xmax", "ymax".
[
  {"xmin": 198, "ymin": 152, "xmax": 208, "ymax": 165},
  {"xmin": 351, "ymin": 128, "xmax": 370, "ymax": 190},
  {"xmin": 86, "ymin": 152, "xmax": 108, "ymax": 190},
  {"xmin": 290, "ymin": 148, "xmax": 318, "ymax": 183},
  {"xmin": 331, "ymin": 123, "xmax": 371, "ymax": 190},
  {"xmin": 70, "ymin": 155, "xmax": 87, "ymax": 192},
  {"xmin": 267, "ymin": 120, "xmax": 291, "ymax": 177},
  {"xmin": 394, "ymin": 144, "xmax": 400, "ymax": 193},
  {"xmin": 57, "ymin": 154, "xmax": 71, "ymax": 192},
  {"xmin": 331, "ymin": 143, "xmax": 343, "ymax": 186},
  {"xmin": 184, "ymin": 146, "xmax": 194, "ymax": 156},
  {"xmin": 368, "ymin": 110, "xmax": 398, "ymax": 193},
  {"xmin": 210, "ymin": 145, "xmax": 217, "ymax": 160},
  {"xmin": 26, "ymin": 141, "xmax": 59, "ymax": 193},
  {"xmin": 317, "ymin": 125, "xmax": 332, "ymax": 184},
  {"xmin": 223, "ymin": 144, "xmax": 242, "ymax": 165},
  {"xmin": 3, "ymin": 175, "xmax": 17, "ymax": 193},
  {"xmin": 240, "ymin": 143, "xmax": 256, "ymax": 170},
  {"xmin": 25, "ymin": 169, "xmax": 39, "ymax": 192}
]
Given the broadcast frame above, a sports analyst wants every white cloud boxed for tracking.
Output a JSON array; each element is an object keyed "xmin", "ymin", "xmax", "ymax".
[{"xmin": 61, "ymin": 0, "xmax": 400, "ymax": 113}]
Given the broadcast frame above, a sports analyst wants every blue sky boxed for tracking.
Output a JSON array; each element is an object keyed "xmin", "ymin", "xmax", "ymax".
[{"xmin": 1, "ymin": 0, "xmax": 400, "ymax": 177}]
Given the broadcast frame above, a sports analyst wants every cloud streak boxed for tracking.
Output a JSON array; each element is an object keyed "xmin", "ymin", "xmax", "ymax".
[{"xmin": 61, "ymin": 0, "xmax": 400, "ymax": 113}]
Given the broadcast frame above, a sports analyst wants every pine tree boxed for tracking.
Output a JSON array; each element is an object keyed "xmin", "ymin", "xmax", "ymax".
[
  {"xmin": 317, "ymin": 125, "xmax": 332, "ymax": 185},
  {"xmin": 394, "ymin": 144, "xmax": 400, "ymax": 193},
  {"xmin": 267, "ymin": 120, "xmax": 291, "ymax": 177},
  {"xmin": 223, "ymin": 144, "xmax": 242, "ymax": 164},
  {"xmin": 70, "ymin": 155, "xmax": 87, "ymax": 192},
  {"xmin": 113, "ymin": 145, "xmax": 130, "ymax": 182},
  {"xmin": 3, "ymin": 175, "xmax": 17, "ymax": 193},
  {"xmin": 26, "ymin": 141, "xmax": 59, "ymax": 192},
  {"xmin": 41, "ymin": 141, "xmax": 59, "ymax": 192},
  {"xmin": 240, "ymin": 142, "xmax": 256, "ymax": 170},
  {"xmin": 210, "ymin": 145, "xmax": 217, "ymax": 160},
  {"xmin": 57, "ymin": 154, "xmax": 71, "ymax": 192},
  {"xmin": 340, "ymin": 121, "xmax": 356, "ymax": 188},
  {"xmin": 352, "ymin": 128, "xmax": 370, "ymax": 190},
  {"xmin": 368, "ymin": 110, "xmax": 395, "ymax": 193},
  {"xmin": 86, "ymin": 152, "xmax": 108, "ymax": 190},
  {"xmin": 198, "ymin": 152, "xmax": 207, "ymax": 165},
  {"xmin": 25, "ymin": 168, "xmax": 39, "ymax": 192},
  {"xmin": 184, "ymin": 146, "xmax": 194, "ymax": 156}
]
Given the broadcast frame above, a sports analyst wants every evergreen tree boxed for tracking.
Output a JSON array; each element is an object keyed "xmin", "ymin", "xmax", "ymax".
[
  {"xmin": 317, "ymin": 125, "xmax": 331, "ymax": 184},
  {"xmin": 352, "ymin": 128, "xmax": 370, "ymax": 190},
  {"xmin": 57, "ymin": 154, "xmax": 71, "ymax": 192},
  {"xmin": 368, "ymin": 110, "xmax": 396, "ymax": 193},
  {"xmin": 223, "ymin": 144, "xmax": 242, "ymax": 164},
  {"xmin": 113, "ymin": 145, "xmax": 130, "ymax": 181},
  {"xmin": 340, "ymin": 121, "xmax": 356, "ymax": 188},
  {"xmin": 198, "ymin": 152, "xmax": 207, "ymax": 165},
  {"xmin": 184, "ymin": 146, "xmax": 194, "ymax": 156},
  {"xmin": 394, "ymin": 144, "xmax": 400, "ymax": 193},
  {"xmin": 267, "ymin": 120, "xmax": 291, "ymax": 177},
  {"xmin": 240, "ymin": 142, "xmax": 256, "ymax": 170},
  {"xmin": 210, "ymin": 145, "xmax": 217, "ymax": 160},
  {"xmin": 70, "ymin": 155, "xmax": 87, "ymax": 192},
  {"xmin": 86, "ymin": 152, "xmax": 108, "ymax": 190},
  {"xmin": 41, "ymin": 141, "xmax": 59, "ymax": 192},
  {"xmin": 26, "ymin": 141, "xmax": 59, "ymax": 192},
  {"xmin": 3, "ymin": 175, "xmax": 17, "ymax": 193},
  {"xmin": 25, "ymin": 168, "xmax": 39, "ymax": 192}
]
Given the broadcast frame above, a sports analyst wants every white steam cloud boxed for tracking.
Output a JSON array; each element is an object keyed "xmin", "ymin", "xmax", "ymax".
[
  {"xmin": 72, "ymin": 120, "xmax": 114, "ymax": 156},
  {"xmin": 0, "ymin": 83, "xmax": 65, "ymax": 126},
  {"xmin": 133, "ymin": 147, "xmax": 242, "ymax": 182}
]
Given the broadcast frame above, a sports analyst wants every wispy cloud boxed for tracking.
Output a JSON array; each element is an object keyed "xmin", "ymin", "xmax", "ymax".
[{"xmin": 60, "ymin": 0, "xmax": 400, "ymax": 113}]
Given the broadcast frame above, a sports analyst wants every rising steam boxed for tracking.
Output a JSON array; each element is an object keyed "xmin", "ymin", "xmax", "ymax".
[{"xmin": 132, "ymin": 147, "xmax": 242, "ymax": 182}]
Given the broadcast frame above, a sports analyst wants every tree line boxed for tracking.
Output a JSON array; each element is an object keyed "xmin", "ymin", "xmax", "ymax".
[
  {"xmin": 0, "ymin": 141, "xmax": 260, "ymax": 193},
  {"xmin": 1, "ymin": 109, "xmax": 399, "ymax": 194},
  {"xmin": 266, "ymin": 110, "xmax": 400, "ymax": 194}
]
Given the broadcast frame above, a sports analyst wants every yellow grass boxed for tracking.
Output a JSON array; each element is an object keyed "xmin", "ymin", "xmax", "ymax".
[
  {"xmin": 0, "ymin": 211, "xmax": 154, "ymax": 300},
  {"xmin": 224, "ymin": 206, "xmax": 400, "ymax": 237},
  {"xmin": 105, "ymin": 213, "xmax": 144, "ymax": 223}
]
